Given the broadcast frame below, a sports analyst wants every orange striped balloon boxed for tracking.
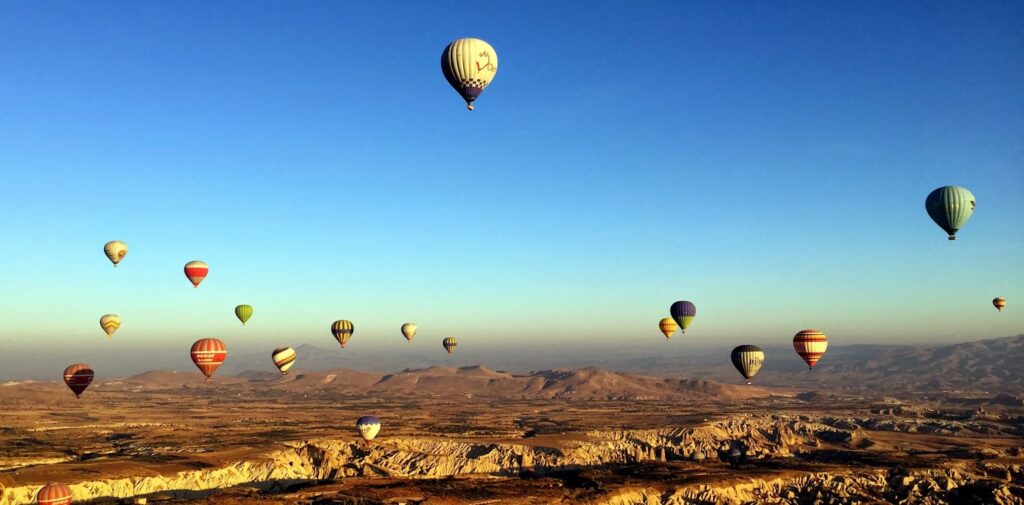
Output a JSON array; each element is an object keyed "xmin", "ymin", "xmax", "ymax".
[
  {"xmin": 184, "ymin": 261, "xmax": 209, "ymax": 288},
  {"xmin": 190, "ymin": 338, "xmax": 227, "ymax": 381},
  {"xmin": 993, "ymin": 297, "xmax": 1006, "ymax": 312},
  {"xmin": 793, "ymin": 329, "xmax": 828, "ymax": 370},
  {"xmin": 658, "ymin": 317, "xmax": 677, "ymax": 340},
  {"xmin": 63, "ymin": 364, "xmax": 94, "ymax": 399},
  {"xmin": 36, "ymin": 482, "xmax": 73, "ymax": 505}
]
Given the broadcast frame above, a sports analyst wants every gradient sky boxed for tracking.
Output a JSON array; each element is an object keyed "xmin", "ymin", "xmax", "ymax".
[{"xmin": 1, "ymin": 1, "xmax": 1021, "ymax": 372}]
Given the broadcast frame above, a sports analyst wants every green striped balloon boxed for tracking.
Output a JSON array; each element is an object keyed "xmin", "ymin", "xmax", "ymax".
[
  {"xmin": 235, "ymin": 305, "xmax": 253, "ymax": 326},
  {"xmin": 925, "ymin": 186, "xmax": 975, "ymax": 240}
]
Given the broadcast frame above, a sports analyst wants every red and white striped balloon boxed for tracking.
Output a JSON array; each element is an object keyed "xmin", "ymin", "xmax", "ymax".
[
  {"xmin": 183, "ymin": 261, "xmax": 209, "ymax": 288},
  {"xmin": 190, "ymin": 338, "xmax": 227, "ymax": 381},
  {"xmin": 36, "ymin": 482, "xmax": 73, "ymax": 505},
  {"xmin": 793, "ymin": 330, "xmax": 828, "ymax": 370}
]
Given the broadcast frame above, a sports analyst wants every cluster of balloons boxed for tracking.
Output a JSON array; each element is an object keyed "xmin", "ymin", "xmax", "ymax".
[{"xmin": 657, "ymin": 186, "xmax": 1006, "ymax": 386}]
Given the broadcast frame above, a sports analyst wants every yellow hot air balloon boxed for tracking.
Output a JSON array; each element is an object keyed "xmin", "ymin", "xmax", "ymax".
[
  {"xmin": 658, "ymin": 317, "xmax": 677, "ymax": 340},
  {"xmin": 441, "ymin": 38, "xmax": 498, "ymax": 110},
  {"xmin": 442, "ymin": 337, "xmax": 458, "ymax": 354},
  {"xmin": 104, "ymin": 241, "xmax": 128, "ymax": 267},
  {"xmin": 401, "ymin": 323, "xmax": 417, "ymax": 342},
  {"xmin": 99, "ymin": 314, "xmax": 121, "ymax": 337}
]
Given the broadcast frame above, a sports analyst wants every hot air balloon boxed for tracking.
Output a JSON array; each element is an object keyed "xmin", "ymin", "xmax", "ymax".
[
  {"xmin": 331, "ymin": 320, "xmax": 354, "ymax": 348},
  {"xmin": 658, "ymin": 317, "xmax": 677, "ymax": 340},
  {"xmin": 401, "ymin": 323, "xmax": 417, "ymax": 342},
  {"xmin": 925, "ymin": 186, "xmax": 975, "ymax": 240},
  {"xmin": 63, "ymin": 364, "xmax": 94, "ymax": 398},
  {"xmin": 235, "ymin": 305, "xmax": 253, "ymax": 326},
  {"xmin": 184, "ymin": 261, "xmax": 209, "ymax": 288},
  {"xmin": 993, "ymin": 297, "xmax": 1006, "ymax": 312},
  {"xmin": 730, "ymin": 345, "xmax": 764, "ymax": 385},
  {"xmin": 442, "ymin": 337, "xmax": 458, "ymax": 354},
  {"xmin": 103, "ymin": 241, "xmax": 127, "ymax": 268},
  {"xmin": 441, "ymin": 38, "xmax": 498, "ymax": 110},
  {"xmin": 669, "ymin": 301, "xmax": 696, "ymax": 333},
  {"xmin": 356, "ymin": 415, "xmax": 381, "ymax": 445},
  {"xmin": 36, "ymin": 483, "xmax": 73, "ymax": 505},
  {"xmin": 793, "ymin": 330, "xmax": 828, "ymax": 370},
  {"xmin": 271, "ymin": 347, "xmax": 296, "ymax": 375},
  {"xmin": 190, "ymin": 338, "xmax": 227, "ymax": 382},
  {"xmin": 99, "ymin": 314, "xmax": 121, "ymax": 337}
]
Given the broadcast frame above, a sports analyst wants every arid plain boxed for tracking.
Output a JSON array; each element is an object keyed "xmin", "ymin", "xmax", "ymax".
[{"xmin": 2, "ymin": 336, "xmax": 1023, "ymax": 504}]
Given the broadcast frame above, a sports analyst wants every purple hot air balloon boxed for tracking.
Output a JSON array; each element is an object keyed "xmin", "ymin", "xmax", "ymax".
[{"xmin": 669, "ymin": 301, "xmax": 696, "ymax": 333}]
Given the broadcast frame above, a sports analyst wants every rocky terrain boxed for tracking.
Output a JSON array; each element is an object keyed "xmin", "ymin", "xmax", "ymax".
[{"xmin": 0, "ymin": 358, "xmax": 1022, "ymax": 504}]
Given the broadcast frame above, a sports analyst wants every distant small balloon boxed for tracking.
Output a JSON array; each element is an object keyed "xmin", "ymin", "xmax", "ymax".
[
  {"xmin": 184, "ymin": 261, "xmax": 209, "ymax": 288},
  {"xmin": 658, "ymin": 317, "xmax": 677, "ymax": 340},
  {"xmin": 669, "ymin": 301, "xmax": 696, "ymax": 333},
  {"xmin": 235, "ymin": 305, "xmax": 253, "ymax": 326},
  {"xmin": 271, "ymin": 347, "xmax": 296, "ymax": 375},
  {"xmin": 99, "ymin": 314, "xmax": 121, "ymax": 337},
  {"xmin": 793, "ymin": 330, "xmax": 828, "ymax": 370},
  {"xmin": 103, "ymin": 241, "xmax": 127, "ymax": 267},
  {"xmin": 401, "ymin": 323, "xmax": 417, "ymax": 342},
  {"xmin": 332, "ymin": 320, "xmax": 354, "ymax": 348},
  {"xmin": 63, "ymin": 364, "xmax": 94, "ymax": 398},
  {"xmin": 356, "ymin": 415, "xmax": 381, "ymax": 445},
  {"xmin": 993, "ymin": 297, "xmax": 1006, "ymax": 312},
  {"xmin": 730, "ymin": 345, "xmax": 764, "ymax": 385},
  {"xmin": 190, "ymin": 338, "xmax": 227, "ymax": 381},
  {"xmin": 36, "ymin": 482, "xmax": 73, "ymax": 505},
  {"xmin": 442, "ymin": 337, "xmax": 458, "ymax": 355}
]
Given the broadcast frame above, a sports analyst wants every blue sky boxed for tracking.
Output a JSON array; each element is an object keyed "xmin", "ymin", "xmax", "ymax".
[{"xmin": 0, "ymin": 1, "xmax": 1021, "ymax": 368}]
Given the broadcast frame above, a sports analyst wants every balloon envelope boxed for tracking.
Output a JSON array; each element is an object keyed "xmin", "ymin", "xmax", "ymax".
[
  {"xmin": 401, "ymin": 323, "xmax": 417, "ymax": 342},
  {"xmin": 356, "ymin": 415, "xmax": 381, "ymax": 443},
  {"xmin": 925, "ymin": 186, "xmax": 975, "ymax": 240},
  {"xmin": 235, "ymin": 305, "xmax": 253, "ymax": 325},
  {"xmin": 669, "ymin": 301, "xmax": 696, "ymax": 333},
  {"xmin": 658, "ymin": 317, "xmax": 677, "ymax": 339},
  {"xmin": 993, "ymin": 298, "xmax": 1006, "ymax": 312},
  {"xmin": 442, "ymin": 337, "xmax": 458, "ymax": 354},
  {"xmin": 63, "ymin": 364, "xmax": 94, "ymax": 398},
  {"xmin": 99, "ymin": 314, "xmax": 121, "ymax": 337},
  {"xmin": 36, "ymin": 482, "xmax": 73, "ymax": 505},
  {"xmin": 730, "ymin": 345, "xmax": 764, "ymax": 384},
  {"xmin": 332, "ymin": 320, "xmax": 354, "ymax": 348},
  {"xmin": 190, "ymin": 338, "xmax": 227, "ymax": 381},
  {"xmin": 272, "ymin": 347, "xmax": 296, "ymax": 374},
  {"xmin": 184, "ymin": 261, "xmax": 209, "ymax": 287},
  {"xmin": 441, "ymin": 38, "xmax": 498, "ymax": 110},
  {"xmin": 103, "ymin": 241, "xmax": 127, "ymax": 267},
  {"xmin": 793, "ymin": 330, "xmax": 828, "ymax": 370}
]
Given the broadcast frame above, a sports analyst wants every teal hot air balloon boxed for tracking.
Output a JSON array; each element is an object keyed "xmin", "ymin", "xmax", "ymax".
[{"xmin": 925, "ymin": 186, "xmax": 975, "ymax": 240}]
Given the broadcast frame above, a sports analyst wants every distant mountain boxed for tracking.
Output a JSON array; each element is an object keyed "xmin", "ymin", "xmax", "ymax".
[
  {"xmin": 98, "ymin": 365, "xmax": 775, "ymax": 401},
  {"xmin": 601, "ymin": 335, "xmax": 1024, "ymax": 394}
]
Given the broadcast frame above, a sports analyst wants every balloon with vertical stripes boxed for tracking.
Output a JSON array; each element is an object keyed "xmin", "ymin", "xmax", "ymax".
[
  {"xmin": 442, "ymin": 337, "xmax": 458, "ymax": 354},
  {"xmin": 36, "ymin": 482, "xmax": 73, "ymax": 505},
  {"xmin": 332, "ymin": 320, "xmax": 354, "ymax": 348},
  {"xmin": 190, "ymin": 338, "xmax": 227, "ymax": 381},
  {"xmin": 730, "ymin": 345, "xmax": 764, "ymax": 385},
  {"xmin": 925, "ymin": 186, "xmax": 975, "ymax": 240}
]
